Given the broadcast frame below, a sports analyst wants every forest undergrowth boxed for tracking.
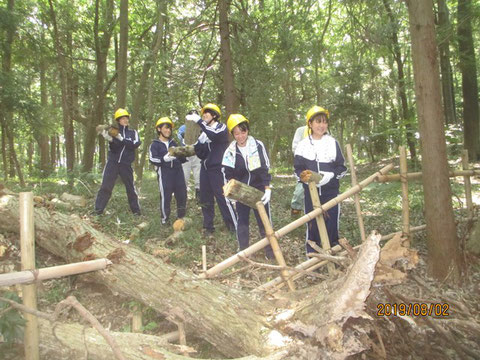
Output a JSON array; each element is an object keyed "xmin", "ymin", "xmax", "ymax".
[{"xmin": 1, "ymin": 158, "xmax": 480, "ymax": 359}]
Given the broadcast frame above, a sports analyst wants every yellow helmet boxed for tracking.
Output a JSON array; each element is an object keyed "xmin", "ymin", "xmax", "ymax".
[
  {"xmin": 155, "ymin": 117, "xmax": 174, "ymax": 129},
  {"xmin": 227, "ymin": 114, "xmax": 249, "ymax": 133},
  {"xmin": 200, "ymin": 103, "xmax": 221, "ymax": 118},
  {"xmin": 114, "ymin": 108, "xmax": 131, "ymax": 121},
  {"xmin": 306, "ymin": 105, "xmax": 329, "ymax": 124}
]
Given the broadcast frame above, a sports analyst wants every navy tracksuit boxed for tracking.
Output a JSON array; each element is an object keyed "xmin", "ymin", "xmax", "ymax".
[
  {"xmin": 223, "ymin": 138, "xmax": 273, "ymax": 258},
  {"xmin": 194, "ymin": 121, "xmax": 237, "ymax": 233},
  {"xmin": 294, "ymin": 134, "xmax": 347, "ymax": 253},
  {"xmin": 149, "ymin": 139, "xmax": 187, "ymax": 224},
  {"xmin": 95, "ymin": 125, "xmax": 141, "ymax": 215}
]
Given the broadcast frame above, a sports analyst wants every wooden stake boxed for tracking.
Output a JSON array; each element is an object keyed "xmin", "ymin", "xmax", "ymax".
[
  {"xmin": 255, "ymin": 201, "xmax": 295, "ymax": 291},
  {"xmin": 202, "ymin": 245, "xmax": 207, "ymax": 272},
  {"xmin": 346, "ymin": 144, "xmax": 366, "ymax": 242},
  {"xmin": 376, "ymin": 169, "xmax": 480, "ymax": 182},
  {"xmin": 462, "ymin": 150, "xmax": 474, "ymax": 218},
  {"xmin": 399, "ymin": 146, "xmax": 410, "ymax": 243},
  {"xmin": 307, "ymin": 182, "xmax": 335, "ymax": 275},
  {"xmin": 223, "ymin": 179, "xmax": 264, "ymax": 208},
  {"xmin": 0, "ymin": 259, "xmax": 111, "ymax": 287},
  {"xmin": 131, "ymin": 304, "xmax": 143, "ymax": 333},
  {"xmin": 20, "ymin": 192, "xmax": 39, "ymax": 360},
  {"xmin": 200, "ymin": 163, "xmax": 393, "ymax": 278}
]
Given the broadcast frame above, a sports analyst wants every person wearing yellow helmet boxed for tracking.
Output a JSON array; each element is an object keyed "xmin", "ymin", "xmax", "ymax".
[
  {"xmin": 149, "ymin": 116, "xmax": 187, "ymax": 225},
  {"xmin": 185, "ymin": 103, "xmax": 237, "ymax": 236},
  {"xmin": 294, "ymin": 106, "xmax": 347, "ymax": 253},
  {"xmin": 222, "ymin": 114, "xmax": 273, "ymax": 258},
  {"xmin": 95, "ymin": 108, "xmax": 141, "ymax": 216}
]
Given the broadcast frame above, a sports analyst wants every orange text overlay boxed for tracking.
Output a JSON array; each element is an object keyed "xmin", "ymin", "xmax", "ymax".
[{"xmin": 376, "ymin": 303, "xmax": 449, "ymax": 317}]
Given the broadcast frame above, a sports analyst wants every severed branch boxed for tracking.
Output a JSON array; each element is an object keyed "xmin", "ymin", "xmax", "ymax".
[
  {"xmin": 238, "ymin": 255, "xmax": 328, "ymax": 280},
  {"xmin": 0, "ymin": 295, "xmax": 126, "ymax": 360}
]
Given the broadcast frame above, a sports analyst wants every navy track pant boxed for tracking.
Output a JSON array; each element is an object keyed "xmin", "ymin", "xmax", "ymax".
[
  {"xmin": 199, "ymin": 166, "xmax": 237, "ymax": 232},
  {"xmin": 303, "ymin": 184, "xmax": 340, "ymax": 254},
  {"xmin": 236, "ymin": 200, "xmax": 273, "ymax": 258},
  {"xmin": 95, "ymin": 161, "xmax": 141, "ymax": 214},
  {"xmin": 155, "ymin": 166, "xmax": 187, "ymax": 223}
]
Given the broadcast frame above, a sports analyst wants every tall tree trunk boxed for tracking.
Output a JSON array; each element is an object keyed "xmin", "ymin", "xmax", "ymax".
[
  {"xmin": 405, "ymin": 0, "xmax": 462, "ymax": 282},
  {"xmin": 133, "ymin": 0, "xmax": 166, "ymax": 176},
  {"xmin": 38, "ymin": 38, "xmax": 51, "ymax": 177},
  {"xmin": 1, "ymin": 122, "xmax": 8, "ymax": 180},
  {"xmin": 383, "ymin": 0, "xmax": 417, "ymax": 162},
  {"xmin": 436, "ymin": 0, "xmax": 456, "ymax": 126},
  {"xmin": 115, "ymin": 0, "xmax": 128, "ymax": 108},
  {"xmin": 50, "ymin": 135, "xmax": 57, "ymax": 170},
  {"xmin": 48, "ymin": 0, "xmax": 75, "ymax": 173},
  {"xmin": 82, "ymin": 0, "xmax": 114, "ymax": 173},
  {"xmin": 1, "ymin": 0, "xmax": 24, "ymax": 186},
  {"xmin": 218, "ymin": 0, "xmax": 239, "ymax": 117},
  {"xmin": 457, "ymin": 0, "xmax": 480, "ymax": 160}
]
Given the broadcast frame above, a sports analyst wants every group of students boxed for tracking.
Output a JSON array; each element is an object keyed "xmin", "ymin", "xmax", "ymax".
[{"xmin": 94, "ymin": 104, "xmax": 346, "ymax": 255}]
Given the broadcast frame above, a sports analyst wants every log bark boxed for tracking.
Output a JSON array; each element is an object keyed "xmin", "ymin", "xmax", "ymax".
[
  {"xmin": 184, "ymin": 121, "xmax": 201, "ymax": 145},
  {"xmin": 0, "ymin": 195, "xmax": 274, "ymax": 357},
  {"xmin": 168, "ymin": 145, "xmax": 196, "ymax": 158},
  {"xmin": 224, "ymin": 179, "xmax": 264, "ymax": 208}
]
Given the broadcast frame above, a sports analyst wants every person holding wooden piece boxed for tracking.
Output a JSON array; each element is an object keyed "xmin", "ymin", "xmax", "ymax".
[
  {"xmin": 222, "ymin": 114, "xmax": 274, "ymax": 258},
  {"xmin": 294, "ymin": 106, "xmax": 347, "ymax": 253},
  {"xmin": 94, "ymin": 108, "xmax": 141, "ymax": 216},
  {"xmin": 186, "ymin": 103, "xmax": 238, "ymax": 236},
  {"xmin": 149, "ymin": 117, "xmax": 187, "ymax": 225}
]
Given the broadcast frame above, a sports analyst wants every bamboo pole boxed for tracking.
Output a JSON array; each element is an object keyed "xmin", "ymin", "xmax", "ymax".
[
  {"xmin": 259, "ymin": 224, "xmax": 429, "ymax": 292},
  {"xmin": 307, "ymin": 182, "xmax": 335, "ymax": 275},
  {"xmin": 399, "ymin": 146, "xmax": 410, "ymax": 242},
  {"xmin": 20, "ymin": 192, "xmax": 39, "ymax": 360},
  {"xmin": 0, "ymin": 259, "xmax": 112, "ymax": 287},
  {"xmin": 346, "ymin": 144, "xmax": 366, "ymax": 242},
  {"xmin": 200, "ymin": 163, "xmax": 393, "ymax": 279},
  {"xmin": 376, "ymin": 169, "xmax": 480, "ymax": 182},
  {"xmin": 255, "ymin": 201, "xmax": 295, "ymax": 291},
  {"xmin": 462, "ymin": 150, "xmax": 474, "ymax": 218}
]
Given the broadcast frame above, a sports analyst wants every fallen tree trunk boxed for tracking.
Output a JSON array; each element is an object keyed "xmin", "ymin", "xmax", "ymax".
[
  {"xmin": 0, "ymin": 195, "xmax": 273, "ymax": 357},
  {"xmin": 38, "ymin": 319, "xmax": 289, "ymax": 360}
]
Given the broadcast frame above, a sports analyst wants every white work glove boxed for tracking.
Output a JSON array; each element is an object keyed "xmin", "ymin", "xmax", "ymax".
[
  {"xmin": 186, "ymin": 113, "xmax": 201, "ymax": 122},
  {"xmin": 115, "ymin": 133, "xmax": 124, "ymax": 141},
  {"xmin": 318, "ymin": 171, "xmax": 334, "ymax": 187},
  {"xmin": 261, "ymin": 188, "xmax": 271, "ymax": 205},
  {"xmin": 163, "ymin": 153, "xmax": 176, "ymax": 162},
  {"xmin": 101, "ymin": 129, "xmax": 113, "ymax": 142}
]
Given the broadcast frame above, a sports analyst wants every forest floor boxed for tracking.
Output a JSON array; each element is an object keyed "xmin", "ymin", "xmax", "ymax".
[{"xmin": 1, "ymin": 157, "xmax": 480, "ymax": 359}]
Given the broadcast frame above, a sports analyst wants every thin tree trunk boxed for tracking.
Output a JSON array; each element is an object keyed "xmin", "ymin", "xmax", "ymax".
[
  {"xmin": 1, "ymin": 122, "xmax": 8, "ymax": 180},
  {"xmin": 4, "ymin": 122, "xmax": 25, "ymax": 187},
  {"xmin": 436, "ymin": 0, "xmax": 456, "ymax": 125},
  {"xmin": 115, "ymin": 0, "xmax": 128, "ymax": 109},
  {"xmin": 457, "ymin": 0, "xmax": 480, "ymax": 160},
  {"xmin": 383, "ymin": 0, "xmax": 417, "ymax": 162},
  {"xmin": 82, "ymin": 0, "xmax": 114, "ymax": 173},
  {"xmin": 39, "ymin": 38, "xmax": 51, "ymax": 177},
  {"xmin": 218, "ymin": 0, "xmax": 239, "ymax": 117},
  {"xmin": 405, "ymin": 0, "xmax": 462, "ymax": 282}
]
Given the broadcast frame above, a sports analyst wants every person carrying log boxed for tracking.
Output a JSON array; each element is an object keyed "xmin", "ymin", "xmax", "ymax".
[
  {"xmin": 149, "ymin": 117, "xmax": 187, "ymax": 225},
  {"xmin": 294, "ymin": 106, "xmax": 347, "ymax": 253},
  {"xmin": 222, "ymin": 114, "xmax": 274, "ymax": 259},
  {"xmin": 186, "ymin": 103, "xmax": 238, "ymax": 237},
  {"xmin": 177, "ymin": 110, "xmax": 201, "ymax": 202},
  {"xmin": 94, "ymin": 108, "xmax": 141, "ymax": 216}
]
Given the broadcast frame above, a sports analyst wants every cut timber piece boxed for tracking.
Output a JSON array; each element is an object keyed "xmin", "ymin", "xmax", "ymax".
[
  {"xmin": 95, "ymin": 123, "xmax": 119, "ymax": 138},
  {"xmin": 168, "ymin": 145, "xmax": 196, "ymax": 158},
  {"xmin": 60, "ymin": 193, "xmax": 87, "ymax": 207},
  {"xmin": 300, "ymin": 170, "xmax": 323, "ymax": 184},
  {"xmin": 184, "ymin": 120, "xmax": 202, "ymax": 145},
  {"xmin": 224, "ymin": 179, "xmax": 264, "ymax": 209},
  {"xmin": 0, "ymin": 259, "xmax": 111, "ymax": 287}
]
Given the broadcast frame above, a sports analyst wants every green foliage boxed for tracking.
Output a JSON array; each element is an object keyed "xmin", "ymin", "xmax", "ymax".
[{"xmin": 0, "ymin": 292, "xmax": 26, "ymax": 343}]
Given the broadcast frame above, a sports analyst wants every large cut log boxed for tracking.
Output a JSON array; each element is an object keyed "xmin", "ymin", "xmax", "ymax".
[
  {"xmin": 184, "ymin": 118, "xmax": 201, "ymax": 145},
  {"xmin": 0, "ymin": 195, "xmax": 276, "ymax": 357},
  {"xmin": 38, "ymin": 319, "xmax": 289, "ymax": 360}
]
